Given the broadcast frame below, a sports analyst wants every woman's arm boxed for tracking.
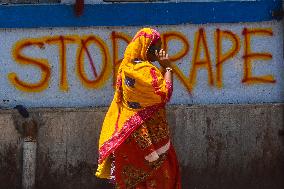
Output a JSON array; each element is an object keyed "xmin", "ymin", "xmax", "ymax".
[
  {"xmin": 163, "ymin": 67, "xmax": 173, "ymax": 83},
  {"xmin": 155, "ymin": 49, "xmax": 173, "ymax": 83}
]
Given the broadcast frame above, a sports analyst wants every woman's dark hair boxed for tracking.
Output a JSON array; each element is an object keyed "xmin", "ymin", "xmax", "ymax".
[{"xmin": 148, "ymin": 45, "xmax": 161, "ymax": 55}]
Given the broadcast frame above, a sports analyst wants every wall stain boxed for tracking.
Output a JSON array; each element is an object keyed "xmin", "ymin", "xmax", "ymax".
[
  {"xmin": 36, "ymin": 154, "xmax": 113, "ymax": 189},
  {"xmin": 0, "ymin": 144, "xmax": 21, "ymax": 189}
]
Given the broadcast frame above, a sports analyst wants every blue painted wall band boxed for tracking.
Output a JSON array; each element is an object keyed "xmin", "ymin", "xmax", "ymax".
[{"xmin": 0, "ymin": 0, "xmax": 282, "ymax": 28}]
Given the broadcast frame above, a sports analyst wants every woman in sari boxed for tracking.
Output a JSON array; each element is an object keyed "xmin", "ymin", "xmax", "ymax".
[{"xmin": 96, "ymin": 28, "xmax": 181, "ymax": 189}]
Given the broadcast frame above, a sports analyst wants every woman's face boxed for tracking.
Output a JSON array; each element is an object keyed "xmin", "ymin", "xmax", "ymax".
[{"xmin": 147, "ymin": 39, "xmax": 162, "ymax": 62}]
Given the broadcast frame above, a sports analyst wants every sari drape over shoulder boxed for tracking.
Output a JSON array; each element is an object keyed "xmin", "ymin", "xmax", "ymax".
[{"xmin": 95, "ymin": 28, "xmax": 180, "ymax": 189}]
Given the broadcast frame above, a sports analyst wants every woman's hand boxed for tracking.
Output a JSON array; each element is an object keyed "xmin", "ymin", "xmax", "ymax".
[
  {"xmin": 155, "ymin": 49, "xmax": 173, "ymax": 84},
  {"xmin": 155, "ymin": 49, "xmax": 171, "ymax": 68}
]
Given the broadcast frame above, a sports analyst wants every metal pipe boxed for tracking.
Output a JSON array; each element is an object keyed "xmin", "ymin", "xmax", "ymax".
[
  {"xmin": 21, "ymin": 119, "xmax": 38, "ymax": 189},
  {"xmin": 14, "ymin": 105, "xmax": 38, "ymax": 189},
  {"xmin": 22, "ymin": 141, "xmax": 37, "ymax": 189}
]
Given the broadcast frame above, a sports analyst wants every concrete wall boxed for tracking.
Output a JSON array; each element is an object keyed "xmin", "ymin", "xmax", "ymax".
[{"xmin": 0, "ymin": 104, "xmax": 283, "ymax": 189}]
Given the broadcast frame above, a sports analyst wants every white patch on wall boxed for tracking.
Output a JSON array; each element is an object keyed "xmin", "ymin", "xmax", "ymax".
[{"xmin": 0, "ymin": 21, "xmax": 283, "ymax": 108}]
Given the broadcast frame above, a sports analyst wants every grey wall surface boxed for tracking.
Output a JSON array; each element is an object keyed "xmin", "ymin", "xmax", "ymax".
[{"xmin": 0, "ymin": 104, "xmax": 283, "ymax": 189}]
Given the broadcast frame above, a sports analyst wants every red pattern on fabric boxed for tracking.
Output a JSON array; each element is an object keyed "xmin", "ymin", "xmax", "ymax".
[
  {"xmin": 150, "ymin": 68, "xmax": 167, "ymax": 101},
  {"xmin": 165, "ymin": 80, "xmax": 173, "ymax": 102},
  {"xmin": 114, "ymin": 111, "xmax": 121, "ymax": 133},
  {"xmin": 131, "ymin": 31, "xmax": 161, "ymax": 45},
  {"xmin": 115, "ymin": 73, "xmax": 122, "ymax": 103},
  {"xmin": 114, "ymin": 73, "xmax": 122, "ymax": 133},
  {"xmin": 134, "ymin": 144, "xmax": 182, "ymax": 189},
  {"xmin": 115, "ymin": 141, "xmax": 181, "ymax": 189},
  {"xmin": 98, "ymin": 103, "xmax": 165, "ymax": 163},
  {"xmin": 151, "ymin": 29, "xmax": 161, "ymax": 45},
  {"xmin": 133, "ymin": 144, "xmax": 182, "ymax": 189},
  {"xmin": 113, "ymin": 108, "xmax": 181, "ymax": 189},
  {"xmin": 116, "ymin": 74, "xmax": 122, "ymax": 88}
]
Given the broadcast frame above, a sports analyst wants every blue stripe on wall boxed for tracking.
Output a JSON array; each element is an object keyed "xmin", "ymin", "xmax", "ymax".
[{"xmin": 0, "ymin": 0, "xmax": 281, "ymax": 28}]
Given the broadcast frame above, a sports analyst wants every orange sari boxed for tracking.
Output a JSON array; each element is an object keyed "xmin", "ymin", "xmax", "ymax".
[{"xmin": 96, "ymin": 28, "xmax": 181, "ymax": 189}]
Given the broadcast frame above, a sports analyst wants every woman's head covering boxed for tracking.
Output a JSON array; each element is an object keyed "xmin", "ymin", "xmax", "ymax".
[
  {"xmin": 123, "ymin": 28, "xmax": 161, "ymax": 62},
  {"xmin": 116, "ymin": 28, "xmax": 163, "ymax": 108}
]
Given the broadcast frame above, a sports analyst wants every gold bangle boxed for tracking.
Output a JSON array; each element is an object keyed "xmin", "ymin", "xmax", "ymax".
[{"xmin": 166, "ymin": 67, "xmax": 172, "ymax": 72}]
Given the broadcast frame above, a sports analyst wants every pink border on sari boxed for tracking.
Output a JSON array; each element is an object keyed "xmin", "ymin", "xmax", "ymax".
[{"xmin": 98, "ymin": 103, "xmax": 165, "ymax": 163}]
